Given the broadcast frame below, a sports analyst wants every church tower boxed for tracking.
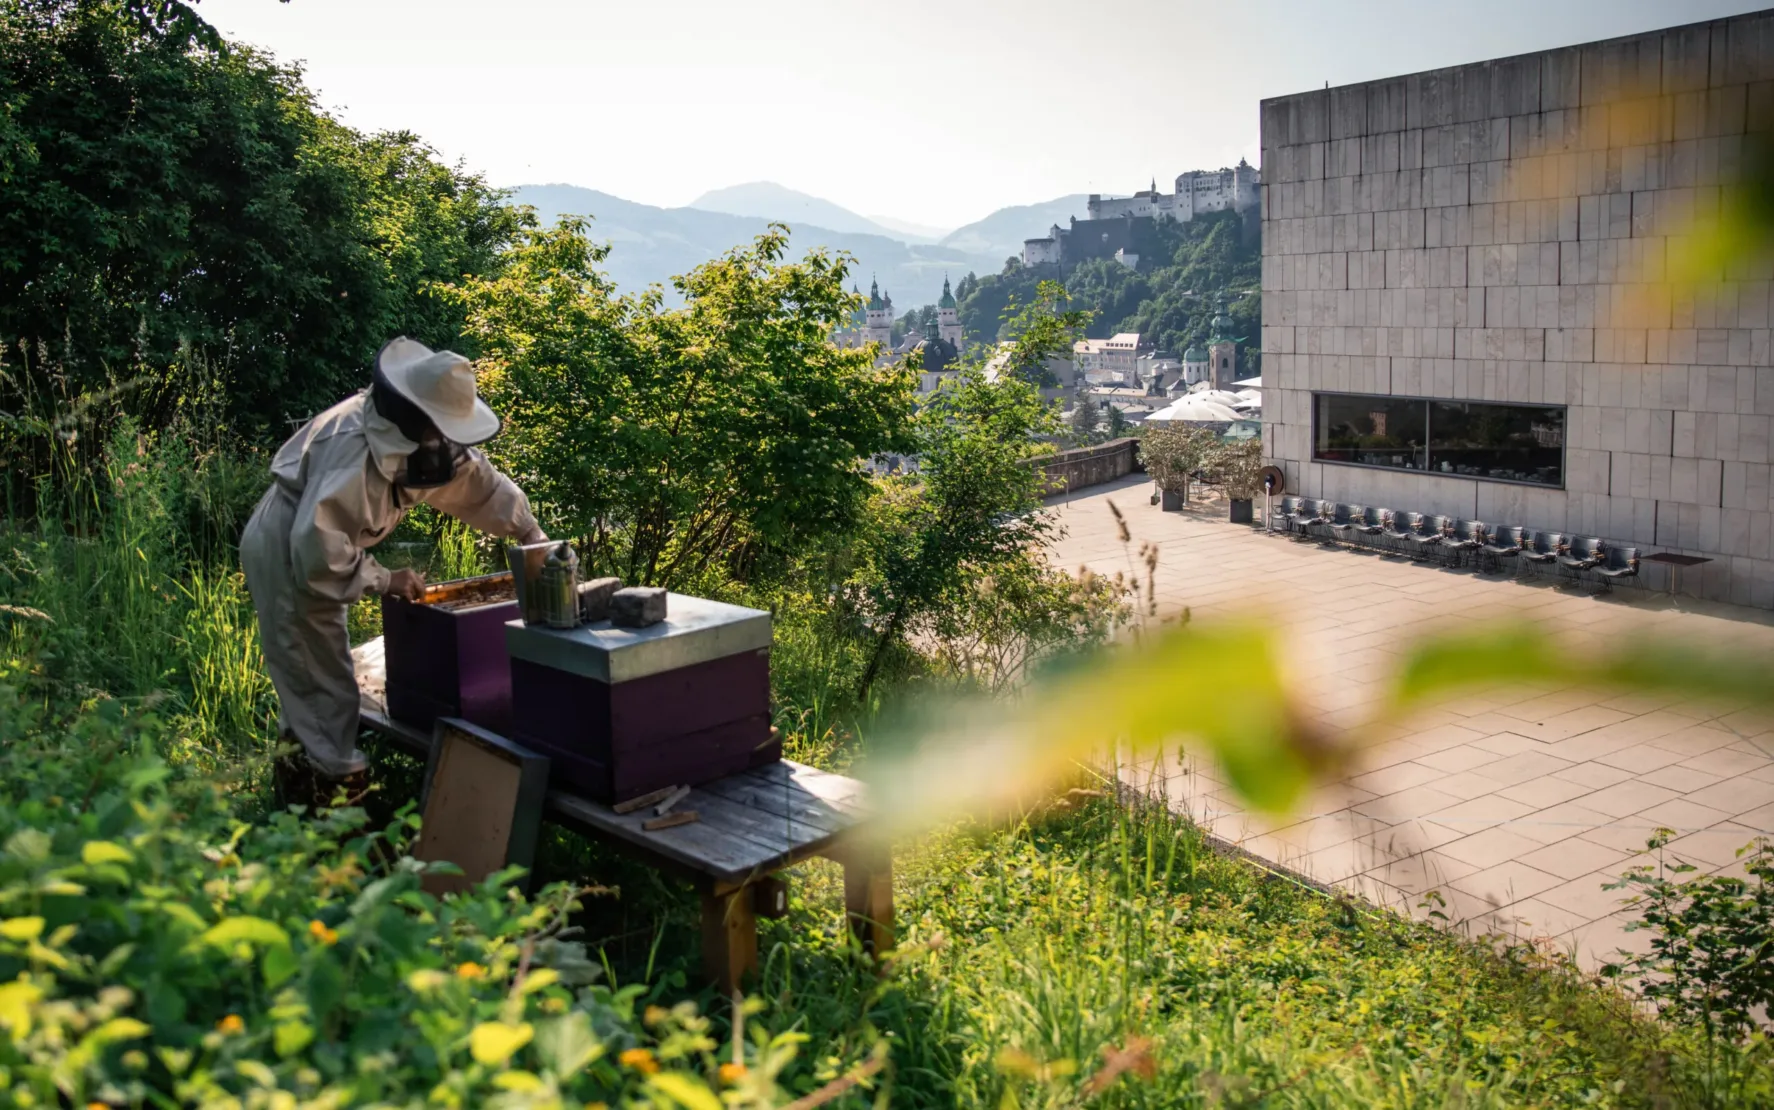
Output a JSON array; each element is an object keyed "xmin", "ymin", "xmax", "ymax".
[
  {"xmin": 1207, "ymin": 296, "xmax": 1239, "ymax": 391},
  {"xmin": 937, "ymin": 274, "xmax": 963, "ymax": 349},
  {"xmin": 863, "ymin": 277, "xmax": 894, "ymax": 347}
]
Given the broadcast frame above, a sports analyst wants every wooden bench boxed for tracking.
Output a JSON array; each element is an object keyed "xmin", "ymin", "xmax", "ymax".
[{"xmin": 351, "ymin": 637, "xmax": 892, "ymax": 996}]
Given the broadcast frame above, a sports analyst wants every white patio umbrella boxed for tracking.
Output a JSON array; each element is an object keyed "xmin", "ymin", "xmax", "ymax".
[
  {"xmin": 1187, "ymin": 389, "xmax": 1250, "ymax": 408},
  {"xmin": 1146, "ymin": 396, "xmax": 1243, "ymax": 423}
]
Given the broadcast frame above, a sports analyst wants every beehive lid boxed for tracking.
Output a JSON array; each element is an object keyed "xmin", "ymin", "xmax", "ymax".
[{"xmin": 504, "ymin": 593, "xmax": 770, "ymax": 683}]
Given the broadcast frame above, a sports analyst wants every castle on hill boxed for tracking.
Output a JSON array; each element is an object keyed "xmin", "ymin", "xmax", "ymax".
[{"xmin": 1023, "ymin": 160, "xmax": 1260, "ymax": 268}]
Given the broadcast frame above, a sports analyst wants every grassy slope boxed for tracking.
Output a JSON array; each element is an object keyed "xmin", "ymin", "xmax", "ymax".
[
  {"xmin": 2, "ymin": 437, "xmax": 1766, "ymax": 1107},
  {"xmin": 737, "ymin": 790, "xmax": 1741, "ymax": 1108}
]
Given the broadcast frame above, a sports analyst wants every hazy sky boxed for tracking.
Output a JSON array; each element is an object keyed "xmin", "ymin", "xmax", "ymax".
[{"xmin": 201, "ymin": 0, "xmax": 1765, "ymax": 231}]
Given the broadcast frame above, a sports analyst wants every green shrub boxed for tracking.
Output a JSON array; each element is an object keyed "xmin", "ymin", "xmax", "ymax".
[
  {"xmin": 0, "ymin": 684, "xmax": 837, "ymax": 1108},
  {"xmin": 1608, "ymin": 833, "xmax": 1774, "ymax": 1042}
]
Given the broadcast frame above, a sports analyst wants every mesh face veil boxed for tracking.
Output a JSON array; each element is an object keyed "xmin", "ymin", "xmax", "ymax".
[{"xmin": 370, "ymin": 362, "xmax": 466, "ymax": 489}]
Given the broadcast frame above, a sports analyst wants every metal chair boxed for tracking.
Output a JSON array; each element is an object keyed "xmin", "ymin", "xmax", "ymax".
[
  {"xmin": 1327, "ymin": 503, "xmax": 1363, "ymax": 544},
  {"xmin": 1479, "ymin": 525, "xmax": 1524, "ymax": 573},
  {"xmin": 1443, "ymin": 519, "xmax": 1487, "ymax": 568},
  {"xmin": 1354, "ymin": 507, "xmax": 1388, "ymax": 551},
  {"xmin": 1274, "ymin": 496, "xmax": 1304, "ymax": 535},
  {"xmin": 1382, "ymin": 510, "xmax": 1420, "ymax": 556},
  {"xmin": 1593, "ymin": 545, "xmax": 1640, "ymax": 594},
  {"xmin": 1558, "ymin": 536, "xmax": 1605, "ymax": 587},
  {"xmin": 1407, "ymin": 514, "xmax": 1448, "ymax": 560},
  {"xmin": 1520, "ymin": 530, "xmax": 1565, "ymax": 580},
  {"xmin": 1296, "ymin": 499, "xmax": 1331, "ymax": 540}
]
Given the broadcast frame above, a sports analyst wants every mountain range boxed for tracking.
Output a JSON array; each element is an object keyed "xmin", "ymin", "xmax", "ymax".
[{"xmin": 508, "ymin": 182, "xmax": 1090, "ymax": 309}]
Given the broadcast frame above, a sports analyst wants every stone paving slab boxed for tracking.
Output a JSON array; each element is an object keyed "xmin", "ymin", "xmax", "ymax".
[{"xmin": 1050, "ymin": 475, "xmax": 1774, "ymax": 970}]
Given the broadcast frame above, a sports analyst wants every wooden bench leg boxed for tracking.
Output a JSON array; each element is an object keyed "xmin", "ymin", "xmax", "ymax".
[
  {"xmin": 700, "ymin": 886, "xmax": 757, "ymax": 997},
  {"xmin": 841, "ymin": 843, "xmax": 894, "ymax": 960}
]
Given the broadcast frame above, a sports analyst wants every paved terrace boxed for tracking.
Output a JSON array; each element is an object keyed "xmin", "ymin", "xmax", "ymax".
[{"xmin": 1047, "ymin": 474, "xmax": 1774, "ymax": 970}]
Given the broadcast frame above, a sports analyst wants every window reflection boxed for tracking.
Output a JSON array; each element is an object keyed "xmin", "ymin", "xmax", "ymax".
[
  {"xmin": 1313, "ymin": 394, "xmax": 1427, "ymax": 471},
  {"xmin": 1427, "ymin": 402, "xmax": 1564, "ymax": 486},
  {"xmin": 1312, "ymin": 393, "xmax": 1564, "ymax": 488}
]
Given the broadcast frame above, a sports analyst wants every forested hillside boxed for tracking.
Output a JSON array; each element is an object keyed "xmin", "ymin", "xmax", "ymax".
[{"xmin": 953, "ymin": 210, "xmax": 1261, "ymax": 360}]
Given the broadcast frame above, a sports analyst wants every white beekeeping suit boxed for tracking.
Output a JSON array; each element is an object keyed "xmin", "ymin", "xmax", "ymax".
[{"xmin": 240, "ymin": 338, "xmax": 544, "ymax": 784}]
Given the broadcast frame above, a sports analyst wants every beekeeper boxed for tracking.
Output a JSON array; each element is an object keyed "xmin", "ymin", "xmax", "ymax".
[{"xmin": 241, "ymin": 337, "xmax": 546, "ymax": 805}]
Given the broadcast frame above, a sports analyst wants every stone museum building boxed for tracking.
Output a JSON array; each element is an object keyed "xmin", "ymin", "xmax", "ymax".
[{"xmin": 1259, "ymin": 10, "xmax": 1774, "ymax": 606}]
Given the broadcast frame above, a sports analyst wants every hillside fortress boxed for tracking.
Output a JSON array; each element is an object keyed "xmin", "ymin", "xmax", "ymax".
[
  {"xmin": 1087, "ymin": 160, "xmax": 1261, "ymax": 223},
  {"xmin": 1024, "ymin": 160, "xmax": 1260, "ymax": 268}
]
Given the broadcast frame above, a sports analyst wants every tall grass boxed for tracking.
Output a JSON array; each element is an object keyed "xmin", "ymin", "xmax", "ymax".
[
  {"xmin": 0, "ymin": 423, "xmax": 277, "ymax": 770},
  {"xmin": 733, "ymin": 785, "xmax": 1762, "ymax": 1108}
]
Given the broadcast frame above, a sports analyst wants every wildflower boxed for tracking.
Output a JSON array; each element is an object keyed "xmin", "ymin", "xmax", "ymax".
[
  {"xmin": 455, "ymin": 961, "xmax": 486, "ymax": 980},
  {"xmin": 307, "ymin": 919, "xmax": 339, "ymax": 946},
  {"xmin": 406, "ymin": 969, "xmax": 448, "ymax": 993},
  {"xmin": 642, "ymin": 1005, "xmax": 668, "ymax": 1026},
  {"xmin": 618, "ymin": 1047, "xmax": 659, "ymax": 1075},
  {"xmin": 718, "ymin": 1061, "xmax": 747, "ymax": 1085},
  {"xmin": 216, "ymin": 1014, "xmax": 245, "ymax": 1035}
]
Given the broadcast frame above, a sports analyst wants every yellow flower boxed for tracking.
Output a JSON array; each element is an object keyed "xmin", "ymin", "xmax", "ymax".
[
  {"xmin": 216, "ymin": 1014, "xmax": 245, "ymax": 1035},
  {"xmin": 718, "ymin": 1062, "xmax": 747, "ymax": 1085},
  {"xmin": 617, "ymin": 1047, "xmax": 658, "ymax": 1075},
  {"xmin": 307, "ymin": 920, "xmax": 339, "ymax": 946},
  {"xmin": 455, "ymin": 961, "xmax": 486, "ymax": 980},
  {"xmin": 642, "ymin": 1005, "xmax": 668, "ymax": 1026}
]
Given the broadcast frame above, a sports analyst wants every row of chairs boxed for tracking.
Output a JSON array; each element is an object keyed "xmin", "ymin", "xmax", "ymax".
[{"xmin": 1272, "ymin": 497, "xmax": 1642, "ymax": 591}]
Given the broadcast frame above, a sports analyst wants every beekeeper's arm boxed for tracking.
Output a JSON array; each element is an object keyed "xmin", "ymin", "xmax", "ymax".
[
  {"xmin": 423, "ymin": 448, "xmax": 546, "ymax": 543},
  {"xmin": 289, "ymin": 463, "xmax": 393, "ymax": 603}
]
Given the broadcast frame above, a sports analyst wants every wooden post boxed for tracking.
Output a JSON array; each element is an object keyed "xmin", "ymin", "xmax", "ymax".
[
  {"xmin": 700, "ymin": 886, "xmax": 757, "ymax": 996},
  {"xmin": 840, "ymin": 842, "xmax": 894, "ymax": 960}
]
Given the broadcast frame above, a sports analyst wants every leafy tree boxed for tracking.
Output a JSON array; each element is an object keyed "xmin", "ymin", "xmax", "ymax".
[
  {"xmin": 1105, "ymin": 403, "xmax": 1130, "ymax": 440},
  {"xmin": 854, "ymin": 366, "xmax": 1058, "ymax": 695},
  {"xmin": 0, "ymin": 0, "xmax": 524, "ymax": 455},
  {"xmin": 996, "ymin": 280, "xmax": 1091, "ymax": 390},
  {"xmin": 1140, "ymin": 422, "xmax": 1219, "ymax": 502},
  {"xmin": 450, "ymin": 222, "xmax": 916, "ymax": 587},
  {"xmin": 1207, "ymin": 436, "xmax": 1264, "ymax": 499},
  {"xmin": 1069, "ymin": 394, "xmax": 1100, "ymax": 445}
]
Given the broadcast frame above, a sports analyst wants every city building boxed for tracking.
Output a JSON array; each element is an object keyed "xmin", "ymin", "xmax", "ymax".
[
  {"xmin": 936, "ymin": 275, "xmax": 964, "ymax": 348},
  {"xmin": 862, "ymin": 277, "xmax": 894, "ymax": 348},
  {"xmin": 1181, "ymin": 346, "xmax": 1211, "ymax": 387},
  {"xmin": 1259, "ymin": 10, "xmax": 1774, "ymax": 607},
  {"xmin": 1074, "ymin": 333, "xmax": 1143, "ymax": 384},
  {"xmin": 1207, "ymin": 301, "xmax": 1242, "ymax": 391},
  {"xmin": 907, "ymin": 317, "xmax": 960, "ymax": 395},
  {"xmin": 1136, "ymin": 353, "xmax": 1182, "ymax": 391}
]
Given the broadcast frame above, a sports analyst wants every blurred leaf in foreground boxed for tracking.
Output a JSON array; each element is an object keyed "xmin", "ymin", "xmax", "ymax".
[{"xmin": 862, "ymin": 619, "xmax": 1325, "ymax": 829}]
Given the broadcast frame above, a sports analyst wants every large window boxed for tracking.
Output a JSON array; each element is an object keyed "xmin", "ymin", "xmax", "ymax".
[
  {"xmin": 1313, "ymin": 393, "xmax": 1565, "ymax": 488},
  {"xmin": 1313, "ymin": 394, "xmax": 1429, "ymax": 472}
]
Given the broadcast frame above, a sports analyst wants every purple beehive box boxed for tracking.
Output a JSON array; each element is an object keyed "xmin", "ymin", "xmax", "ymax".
[
  {"xmin": 382, "ymin": 571, "xmax": 520, "ymax": 734},
  {"xmin": 504, "ymin": 594, "xmax": 776, "ymax": 803}
]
